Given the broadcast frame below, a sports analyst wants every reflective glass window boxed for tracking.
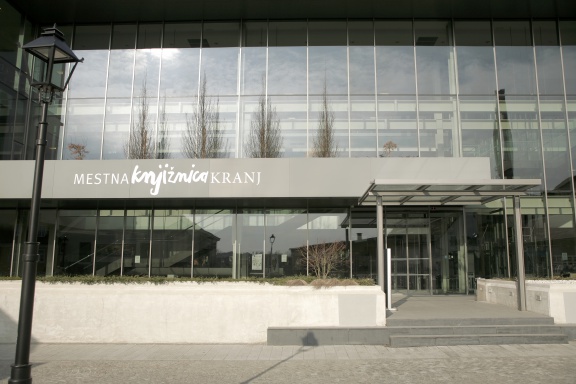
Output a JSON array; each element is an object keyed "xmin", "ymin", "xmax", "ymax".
[
  {"xmin": 63, "ymin": 98, "xmax": 104, "ymax": 160},
  {"xmin": 201, "ymin": 47, "xmax": 239, "ymax": 96},
  {"xmin": 242, "ymin": 21, "xmax": 267, "ymax": 47},
  {"xmin": 540, "ymin": 97, "xmax": 571, "ymax": 194},
  {"xmin": 236, "ymin": 209, "xmax": 266, "ymax": 278},
  {"xmin": 54, "ymin": 210, "xmax": 97, "ymax": 275},
  {"xmin": 68, "ymin": 28, "xmax": 110, "ymax": 98},
  {"xmin": 547, "ymin": 198, "xmax": 576, "ymax": 276},
  {"xmin": 307, "ymin": 209, "xmax": 349, "ymax": 277},
  {"xmin": 96, "ymin": 209, "xmax": 124, "ymax": 276},
  {"xmin": 308, "ymin": 20, "xmax": 347, "ymax": 95},
  {"xmin": 102, "ymin": 98, "xmax": 131, "ymax": 159},
  {"xmin": 561, "ymin": 21, "xmax": 576, "ymax": 95},
  {"xmin": 309, "ymin": 95, "xmax": 349, "ymax": 156},
  {"xmin": 124, "ymin": 210, "xmax": 151, "ymax": 276},
  {"xmin": 534, "ymin": 21, "xmax": 563, "ymax": 95},
  {"xmin": 466, "ymin": 205, "xmax": 508, "ymax": 280},
  {"xmin": 419, "ymin": 96, "xmax": 459, "ymax": 157},
  {"xmin": 569, "ymin": 96, "xmax": 576, "ymax": 179},
  {"xmin": 459, "ymin": 96, "xmax": 502, "ymax": 178},
  {"xmin": 161, "ymin": 23, "xmax": 201, "ymax": 98},
  {"xmin": 375, "ymin": 21, "xmax": 416, "ymax": 94},
  {"xmin": 271, "ymin": 95, "xmax": 307, "ymax": 157},
  {"xmin": 268, "ymin": 47, "xmax": 306, "ymax": 95},
  {"xmin": 509, "ymin": 197, "xmax": 550, "ymax": 277},
  {"xmin": 218, "ymin": 96, "xmax": 237, "ymax": 158},
  {"xmin": 162, "ymin": 96, "xmax": 194, "ymax": 159},
  {"xmin": 107, "ymin": 25, "xmax": 136, "ymax": 97},
  {"xmin": 494, "ymin": 21, "xmax": 537, "ymax": 95},
  {"xmin": 0, "ymin": 0, "xmax": 21, "ymax": 67},
  {"xmin": 350, "ymin": 96, "xmax": 377, "ymax": 157},
  {"xmin": 349, "ymin": 21, "xmax": 376, "ymax": 95},
  {"xmin": 202, "ymin": 22, "xmax": 239, "ymax": 48},
  {"xmin": 415, "ymin": 21, "xmax": 456, "ymax": 95},
  {"xmin": 151, "ymin": 209, "xmax": 193, "ymax": 277},
  {"xmin": 241, "ymin": 47, "xmax": 266, "ymax": 95},
  {"xmin": 266, "ymin": 210, "xmax": 308, "ymax": 277},
  {"xmin": 193, "ymin": 209, "xmax": 234, "ymax": 278},
  {"xmin": 350, "ymin": 209, "xmax": 377, "ymax": 279},
  {"xmin": 0, "ymin": 210, "xmax": 16, "ymax": 276},
  {"xmin": 499, "ymin": 95, "xmax": 543, "ymax": 182},
  {"xmin": 378, "ymin": 96, "xmax": 418, "ymax": 157},
  {"xmin": 455, "ymin": 21, "xmax": 497, "ymax": 95},
  {"xmin": 134, "ymin": 24, "xmax": 162, "ymax": 96},
  {"xmin": 309, "ymin": 46, "xmax": 348, "ymax": 95},
  {"xmin": 268, "ymin": 21, "xmax": 307, "ymax": 46},
  {"xmin": 308, "ymin": 21, "xmax": 346, "ymax": 46}
]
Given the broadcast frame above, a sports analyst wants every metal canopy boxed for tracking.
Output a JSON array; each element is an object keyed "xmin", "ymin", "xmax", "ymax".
[{"xmin": 359, "ymin": 179, "xmax": 541, "ymax": 206}]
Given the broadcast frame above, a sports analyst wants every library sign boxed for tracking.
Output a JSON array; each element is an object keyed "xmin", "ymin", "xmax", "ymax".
[{"xmin": 72, "ymin": 162, "xmax": 262, "ymax": 196}]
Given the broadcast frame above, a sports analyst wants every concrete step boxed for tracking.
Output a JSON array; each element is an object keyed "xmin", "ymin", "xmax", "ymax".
[
  {"xmin": 386, "ymin": 317, "xmax": 555, "ymax": 327},
  {"xmin": 387, "ymin": 324, "xmax": 564, "ymax": 336},
  {"xmin": 389, "ymin": 333, "xmax": 569, "ymax": 347}
]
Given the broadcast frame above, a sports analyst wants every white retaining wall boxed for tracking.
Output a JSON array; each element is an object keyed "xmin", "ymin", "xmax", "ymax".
[
  {"xmin": 476, "ymin": 278, "xmax": 576, "ymax": 324},
  {"xmin": 0, "ymin": 281, "xmax": 386, "ymax": 343}
]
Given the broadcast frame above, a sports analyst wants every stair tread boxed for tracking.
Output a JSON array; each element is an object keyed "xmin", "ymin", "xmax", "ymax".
[{"xmin": 391, "ymin": 333, "xmax": 567, "ymax": 338}]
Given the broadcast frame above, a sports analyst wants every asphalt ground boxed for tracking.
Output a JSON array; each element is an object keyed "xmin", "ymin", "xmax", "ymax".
[{"xmin": 0, "ymin": 342, "xmax": 575, "ymax": 384}]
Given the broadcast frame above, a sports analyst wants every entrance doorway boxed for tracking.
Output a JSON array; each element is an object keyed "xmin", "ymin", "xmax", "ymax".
[{"xmin": 386, "ymin": 209, "xmax": 466, "ymax": 295}]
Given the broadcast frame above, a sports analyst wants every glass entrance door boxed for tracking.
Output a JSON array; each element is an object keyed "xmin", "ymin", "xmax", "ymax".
[{"xmin": 387, "ymin": 213, "xmax": 431, "ymax": 294}]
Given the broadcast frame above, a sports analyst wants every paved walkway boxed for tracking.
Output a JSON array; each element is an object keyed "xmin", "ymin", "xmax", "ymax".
[
  {"xmin": 388, "ymin": 294, "xmax": 552, "ymax": 320},
  {"xmin": 0, "ymin": 342, "xmax": 575, "ymax": 383}
]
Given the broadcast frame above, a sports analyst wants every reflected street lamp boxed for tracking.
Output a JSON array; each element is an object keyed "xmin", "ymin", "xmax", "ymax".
[
  {"xmin": 269, "ymin": 234, "xmax": 276, "ymax": 275},
  {"xmin": 10, "ymin": 25, "xmax": 82, "ymax": 384}
]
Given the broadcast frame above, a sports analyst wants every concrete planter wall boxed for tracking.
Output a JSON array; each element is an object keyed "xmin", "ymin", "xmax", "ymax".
[
  {"xmin": 476, "ymin": 278, "xmax": 576, "ymax": 324},
  {"xmin": 0, "ymin": 281, "xmax": 386, "ymax": 344}
]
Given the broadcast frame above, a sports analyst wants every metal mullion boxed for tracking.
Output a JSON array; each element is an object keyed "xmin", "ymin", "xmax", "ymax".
[
  {"xmin": 154, "ymin": 21, "xmax": 165, "ymax": 157},
  {"xmin": 236, "ymin": 20, "xmax": 242, "ymax": 158},
  {"xmin": 451, "ymin": 18, "xmax": 463, "ymax": 158},
  {"xmin": 346, "ymin": 20, "xmax": 351, "ymax": 158},
  {"xmin": 147, "ymin": 208, "xmax": 152, "ymax": 277},
  {"xmin": 9, "ymin": 210, "xmax": 19, "ymax": 276},
  {"xmin": 531, "ymin": 20, "xmax": 554, "ymax": 278},
  {"xmin": 558, "ymin": 20, "xmax": 576, "ymax": 231},
  {"xmin": 100, "ymin": 23, "xmax": 113, "ymax": 160},
  {"xmin": 413, "ymin": 19, "xmax": 421, "ymax": 157},
  {"xmin": 491, "ymin": 19, "xmax": 512, "ymax": 278},
  {"xmin": 190, "ymin": 209, "xmax": 195, "ymax": 278},
  {"xmin": 306, "ymin": 19, "xmax": 310, "ymax": 157},
  {"xmin": 373, "ymin": 19, "xmax": 379, "ymax": 156},
  {"xmin": 93, "ymin": 210, "xmax": 100, "ymax": 276}
]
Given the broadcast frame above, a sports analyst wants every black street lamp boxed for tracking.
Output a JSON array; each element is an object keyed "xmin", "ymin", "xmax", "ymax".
[
  {"xmin": 269, "ymin": 234, "xmax": 275, "ymax": 275},
  {"xmin": 10, "ymin": 25, "xmax": 82, "ymax": 384}
]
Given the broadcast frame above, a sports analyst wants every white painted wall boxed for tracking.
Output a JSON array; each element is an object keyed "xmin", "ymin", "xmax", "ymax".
[
  {"xmin": 476, "ymin": 278, "xmax": 576, "ymax": 324},
  {"xmin": 0, "ymin": 282, "xmax": 386, "ymax": 344}
]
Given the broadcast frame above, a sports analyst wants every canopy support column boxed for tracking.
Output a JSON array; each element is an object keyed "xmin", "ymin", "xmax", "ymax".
[
  {"xmin": 376, "ymin": 195, "xmax": 384, "ymax": 294},
  {"xmin": 513, "ymin": 196, "xmax": 527, "ymax": 311}
]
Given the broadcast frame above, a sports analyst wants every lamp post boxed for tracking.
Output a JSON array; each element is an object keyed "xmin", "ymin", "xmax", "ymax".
[
  {"xmin": 269, "ymin": 234, "xmax": 275, "ymax": 275},
  {"xmin": 10, "ymin": 25, "xmax": 81, "ymax": 384}
]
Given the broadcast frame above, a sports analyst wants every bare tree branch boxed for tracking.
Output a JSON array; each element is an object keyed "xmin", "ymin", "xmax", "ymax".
[
  {"xmin": 312, "ymin": 83, "xmax": 338, "ymax": 157},
  {"xmin": 156, "ymin": 95, "xmax": 170, "ymax": 159},
  {"xmin": 124, "ymin": 79, "xmax": 154, "ymax": 159},
  {"xmin": 245, "ymin": 85, "xmax": 283, "ymax": 158},
  {"xmin": 301, "ymin": 240, "xmax": 347, "ymax": 279},
  {"xmin": 182, "ymin": 75, "xmax": 225, "ymax": 158}
]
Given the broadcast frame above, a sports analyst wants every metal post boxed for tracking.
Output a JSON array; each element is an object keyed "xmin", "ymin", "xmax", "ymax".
[
  {"xmin": 386, "ymin": 248, "xmax": 392, "ymax": 310},
  {"xmin": 376, "ymin": 196, "xmax": 384, "ymax": 292},
  {"xmin": 513, "ymin": 196, "xmax": 527, "ymax": 311},
  {"xmin": 10, "ymin": 100, "xmax": 49, "ymax": 384}
]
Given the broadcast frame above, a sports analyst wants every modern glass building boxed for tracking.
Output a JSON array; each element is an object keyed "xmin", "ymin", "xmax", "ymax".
[{"xmin": 1, "ymin": 0, "xmax": 575, "ymax": 295}]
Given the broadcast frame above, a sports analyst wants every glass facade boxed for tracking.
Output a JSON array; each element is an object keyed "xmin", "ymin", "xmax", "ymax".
[{"xmin": 1, "ymin": 2, "xmax": 575, "ymax": 288}]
